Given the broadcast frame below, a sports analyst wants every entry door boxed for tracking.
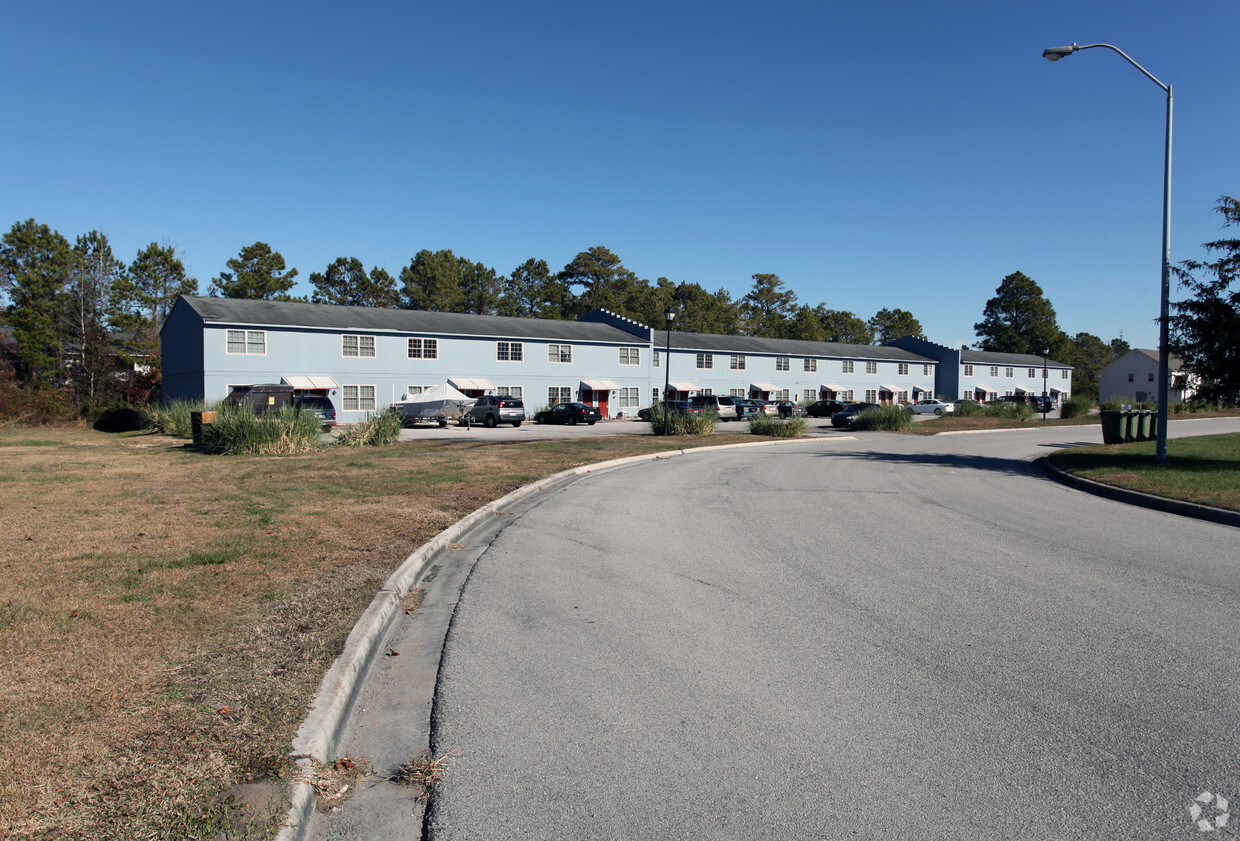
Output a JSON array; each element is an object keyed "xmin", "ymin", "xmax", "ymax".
[{"xmin": 583, "ymin": 389, "xmax": 609, "ymax": 417}]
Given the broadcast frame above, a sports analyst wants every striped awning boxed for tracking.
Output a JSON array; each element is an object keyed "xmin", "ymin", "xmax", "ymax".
[
  {"xmin": 581, "ymin": 379, "xmax": 622, "ymax": 391},
  {"xmin": 282, "ymin": 375, "xmax": 339, "ymax": 389},
  {"xmin": 667, "ymin": 381, "xmax": 697, "ymax": 391},
  {"xmin": 448, "ymin": 377, "xmax": 496, "ymax": 391}
]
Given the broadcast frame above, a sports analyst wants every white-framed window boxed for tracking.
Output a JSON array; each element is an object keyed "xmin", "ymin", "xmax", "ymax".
[
  {"xmin": 963, "ymin": 390, "xmax": 971, "ymax": 400},
  {"xmin": 775, "ymin": 389, "xmax": 790, "ymax": 400},
  {"xmin": 803, "ymin": 358, "xmax": 817, "ymax": 373},
  {"xmin": 842, "ymin": 389, "xmax": 854, "ymax": 401},
  {"xmin": 407, "ymin": 338, "xmax": 438, "ymax": 359},
  {"xmin": 405, "ymin": 385, "xmax": 429, "ymax": 397},
  {"xmin": 865, "ymin": 389, "xmax": 877, "ymax": 402},
  {"xmin": 497, "ymin": 385, "xmax": 523, "ymax": 399},
  {"xmin": 700, "ymin": 387, "xmax": 713, "ymax": 395},
  {"xmin": 548, "ymin": 386, "xmax": 572, "ymax": 405},
  {"xmin": 618, "ymin": 387, "xmax": 639, "ymax": 408},
  {"xmin": 730, "ymin": 355, "xmax": 746, "ymax": 370},
  {"xmin": 226, "ymin": 329, "xmax": 266, "ymax": 355},
  {"xmin": 618, "ymin": 347, "xmax": 640, "ymax": 366},
  {"xmin": 775, "ymin": 356, "xmax": 790, "ymax": 372},
  {"xmin": 1005, "ymin": 367, "xmax": 1014, "ymax": 378},
  {"xmin": 653, "ymin": 350, "xmax": 661, "ymax": 368},
  {"xmin": 730, "ymin": 388, "xmax": 745, "ymax": 397},
  {"xmin": 496, "ymin": 341, "xmax": 523, "ymax": 362},
  {"xmin": 1062, "ymin": 369, "xmax": 1069, "ymax": 379},
  {"xmin": 842, "ymin": 360, "xmax": 855, "ymax": 374},
  {"xmin": 897, "ymin": 363, "xmax": 909, "ymax": 375},
  {"xmin": 964, "ymin": 364, "xmax": 974, "ymax": 376},
  {"xmin": 696, "ymin": 353, "xmax": 713, "ymax": 369},
  {"xmin": 866, "ymin": 361, "xmax": 878, "ymax": 374},
  {"xmin": 547, "ymin": 344, "xmax": 572, "ymax": 364},
  {"xmin": 342, "ymin": 384, "xmax": 376, "ymax": 411},
  {"xmin": 803, "ymin": 389, "xmax": 816, "ymax": 401},
  {"xmin": 924, "ymin": 364, "xmax": 932, "ymax": 376},
  {"xmin": 990, "ymin": 366, "xmax": 999, "ymax": 377},
  {"xmin": 652, "ymin": 387, "xmax": 660, "ymax": 400},
  {"xmin": 342, "ymin": 335, "xmax": 375, "ymax": 358},
  {"xmin": 1028, "ymin": 368, "xmax": 1037, "ymax": 378}
]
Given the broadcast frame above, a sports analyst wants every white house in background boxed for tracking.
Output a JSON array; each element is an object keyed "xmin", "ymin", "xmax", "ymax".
[{"xmin": 1099, "ymin": 349, "xmax": 1198, "ymax": 403}]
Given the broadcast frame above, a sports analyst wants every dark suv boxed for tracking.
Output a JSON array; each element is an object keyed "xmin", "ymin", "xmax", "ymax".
[
  {"xmin": 467, "ymin": 395, "xmax": 525, "ymax": 427},
  {"xmin": 293, "ymin": 394, "xmax": 337, "ymax": 430}
]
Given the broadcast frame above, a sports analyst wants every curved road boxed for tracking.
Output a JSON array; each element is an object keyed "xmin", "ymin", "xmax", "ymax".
[{"xmin": 328, "ymin": 418, "xmax": 1240, "ymax": 841}]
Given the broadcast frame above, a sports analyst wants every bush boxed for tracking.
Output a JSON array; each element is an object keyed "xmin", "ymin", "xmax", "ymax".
[
  {"xmin": 984, "ymin": 402, "xmax": 1034, "ymax": 421},
  {"xmin": 335, "ymin": 411, "xmax": 403, "ymax": 447},
  {"xmin": 1059, "ymin": 394, "xmax": 1093, "ymax": 419},
  {"xmin": 748, "ymin": 415, "xmax": 805, "ymax": 438},
  {"xmin": 92, "ymin": 404, "xmax": 144, "ymax": 432},
  {"xmin": 852, "ymin": 405, "xmax": 912, "ymax": 431},
  {"xmin": 647, "ymin": 405, "xmax": 717, "ymax": 436},
  {"xmin": 198, "ymin": 405, "xmax": 323, "ymax": 455},
  {"xmin": 143, "ymin": 399, "xmax": 221, "ymax": 438},
  {"xmin": 953, "ymin": 400, "xmax": 983, "ymax": 417}
]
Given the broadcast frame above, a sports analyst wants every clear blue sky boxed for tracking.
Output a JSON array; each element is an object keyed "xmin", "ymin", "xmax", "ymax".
[{"xmin": 4, "ymin": 1, "xmax": 1236, "ymax": 351}]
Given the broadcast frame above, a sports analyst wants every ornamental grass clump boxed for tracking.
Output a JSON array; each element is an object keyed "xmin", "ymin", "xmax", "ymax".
[
  {"xmin": 1060, "ymin": 394, "xmax": 1094, "ymax": 419},
  {"xmin": 335, "ymin": 410, "xmax": 403, "ymax": 447},
  {"xmin": 953, "ymin": 400, "xmax": 983, "ymax": 417},
  {"xmin": 748, "ymin": 414, "xmax": 805, "ymax": 437},
  {"xmin": 198, "ymin": 405, "xmax": 323, "ymax": 454},
  {"xmin": 984, "ymin": 401, "xmax": 1034, "ymax": 421},
  {"xmin": 647, "ymin": 405, "xmax": 717, "ymax": 436},
  {"xmin": 852, "ymin": 405, "xmax": 912, "ymax": 431},
  {"xmin": 143, "ymin": 399, "xmax": 220, "ymax": 438}
]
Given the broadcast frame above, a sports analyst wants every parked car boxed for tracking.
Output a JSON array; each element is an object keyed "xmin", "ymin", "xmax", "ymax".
[
  {"xmin": 534, "ymin": 402, "xmax": 602, "ymax": 425},
  {"xmin": 732, "ymin": 399, "xmax": 761, "ymax": 419},
  {"xmin": 637, "ymin": 400, "xmax": 700, "ymax": 422},
  {"xmin": 224, "ymin": 383, "xmax": 295, "ymax": 414},
  {"xmin": 1031, "ymin": 396, "xmax": 1055, "ymax": 413},
  {"xmin": 293, "ymin": 394, "xmax": 337, "ymax": 430},
  {"xmin": 689, "ymin": 394, "xmax": 739, "ymax": 421},
  {"xmin": 467, "ymin": 395, "xmax": 525, "ymax": 427},
  {"xmin": 910, "ymin": 399, "xmax": 955, "ymax": 416},
  {"xmin": 772, "ymin": 400, "xmax": 806, "ymax": 418},
  {"xmin": 831, "ymin": 402, "xmax": 881, "ymax": 428},
  {"xmin": 805, "ymin": 399, "xmax": 849, "ymax": 418},
  {"xmin": 750, "ymin": 399, "xmax": 778, "ymax": 417}
]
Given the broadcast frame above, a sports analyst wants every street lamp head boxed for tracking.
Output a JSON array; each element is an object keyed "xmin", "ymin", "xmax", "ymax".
[
  {"xmin": 664, "ymin": 307, "xmax": 676, "ymax": 325},
  {"xmin": 1042, "ymin": 43, "xmax": 1079, "ymax": 62}
]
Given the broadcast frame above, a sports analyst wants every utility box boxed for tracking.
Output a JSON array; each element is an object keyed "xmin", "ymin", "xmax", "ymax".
[{"xmin": 191, "ymin": 411, "xmax": 217, "ymax": 446}]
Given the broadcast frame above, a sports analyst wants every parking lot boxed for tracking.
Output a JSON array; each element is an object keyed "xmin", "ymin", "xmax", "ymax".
[{"xmin": 396, "ymin": 416, "xmax": 853, "ymax": 442}]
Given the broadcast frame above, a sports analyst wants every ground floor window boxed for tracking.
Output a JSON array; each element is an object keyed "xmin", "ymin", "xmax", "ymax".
[
  {"xmin": 652, "ymin": 388, "xmax": 660, "ymax": 401},
  {"xmin": 498, "ymin": 386, "xmax": 523, "ymax": 399},
  {"xmin": 343, "ymin": 384, "xmax": 376, "ymax": 411},
  {"xmin": 618, "ymin": 387, "xmax": 639, "ymax": 408},
  {"xmin": 700, "ymin": 387, "xmax": 713, "ymax": 395},
  {"xmin": 865, "ymin": 389, "xmax": 877, "ymax": 402},
  {"xmin": 803, "ymin": 389, "xmax": 815, "ymax": 402},
  {"xmin": 730, "ymin": 388, "xmax": 745, "ymax": 397},
  {"xmin": 405, "ymin": 385, "xmax": 431, "ymax": 397},
  {"xmin": 774, "ymin": 389, "xmax": 789, "ymax": 400},
  {"xmin": 548, "ymin": 386, "xmax": 572, "ymax": 405}
]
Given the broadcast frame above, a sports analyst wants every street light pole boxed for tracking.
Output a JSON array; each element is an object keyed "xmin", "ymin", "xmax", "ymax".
[
  {"xmin": 1042, "ymin": 347, "xmax": 1049, "ymax": 421},
  {"xmin": 661, "ymin": 307, "xmax": 675, "ymax": 437},
  {"xmin": 1042, "ymin": 42, "xmax": 1173, "ymax": 465}
]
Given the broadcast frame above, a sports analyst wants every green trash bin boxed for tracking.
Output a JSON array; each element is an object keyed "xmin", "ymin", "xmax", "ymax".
[
  {"xmin": 1099, "ymin": 410, "xmax": 1127, "ymax": 445},
  {"xmin": 1134, "ymin": 410, "xmax": 1152, "ymax": 441},
  {"xmin": 1147, "ymin": 409, "xmax": 1158, "ymax": 443}
]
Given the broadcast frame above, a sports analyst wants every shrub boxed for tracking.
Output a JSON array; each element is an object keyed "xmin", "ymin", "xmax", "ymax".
[
  {"xmin": 1059, "ymin": 394, "xmax": 1093, "ymax": 419},
  {"xmin": 335, "ymin": 411, "xmax": 403, "ymax": 447},
  {"xmin": 198, "ymin": 405, "xmax": 323, "ymax": 455},
  {"xmin": 647, "ymin": 405, "xmax": 717, "ymax": 436},
  {"xmin": 749, "ymin": 415, "xmax": 805, "ymax": 438},
  {"xmin": 984, "ymin": 402, "xmax": 1034, "ymax": 421},
  {"xmin": 852, "ymin": 405, "xmax": 912, "ymax": 431},
  {"xmin": 92, "ymin": 404, "xmax": 144, "ymax": 432},
  {"xmin": 953, "ymin": 400, "xmax": 983, "ymax": 417},
  {"xmin": 143, "ymin": 399, "xmax": 221, "ymax": 438}
]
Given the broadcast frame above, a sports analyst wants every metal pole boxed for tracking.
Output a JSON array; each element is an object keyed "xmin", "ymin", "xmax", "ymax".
[
  {"xmin": 661, "ymin": 310, "xmax": 674, "ymax": 437},
  {"xmin": 1042, "ymin": 349, "xmax": 1048, "ymax": 420}
]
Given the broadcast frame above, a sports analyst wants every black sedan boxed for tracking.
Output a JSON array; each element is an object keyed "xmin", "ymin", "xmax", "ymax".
[
  {"xmin": 805, "ymin": 399, "xmax": 848, "ymax": 418},
  {"xmin": 830, "ymin": 402, "xmax": 881, "ymax": 428},
  {"xmin": 636, "ymin": 400, "xmax": 700, "ymax": 422},
  {"xmin": 534, "ymin": 402, "xmax": 602, "ymax": 425}
]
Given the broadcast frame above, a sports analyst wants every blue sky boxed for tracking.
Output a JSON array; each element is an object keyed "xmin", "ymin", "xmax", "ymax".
[{"xmin": 4, "ymin": 1, "xmax": 1236, "ymax": 351}]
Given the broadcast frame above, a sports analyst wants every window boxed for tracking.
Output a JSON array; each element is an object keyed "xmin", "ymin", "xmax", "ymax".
[
  {"xmin": 1005, "ymin": 367, "xmax": 1013, "ymax": 378},
  {"xmin": 964, "ymin": 364, "xmax": 974, "ymax": 376},
  {"xmin": 730, "ymin": 388, "xmax": 746, "ymax": 397},
  {"xmin": 865, "ymin": 361, "xmax": 877, "ymax": 375},
  {"xmin": 842, "ymin": 389, "xmax": 854, "ymax": 401},
  {"xmin": 700, "ymin": 387, "xmax": 713, "ymax": 395},
  {"xmin": 803, "ymin": 358, "xmax": 817, "ymax": 373},
  {"xmin": 775, "ymin": 356, "xmax": 790, "ymax": 372},
  {"xmin": 898, "ymin": 363, "xmax": 909, "ymax": 376},
  {"xmin": 548, "ymin": 386, "xmax": 572, "ymax": 405},
  {"xmin": 497, "ymin": 386, "xmax": 523, "ymax": 399},
  {"xmin": 730, "ymin": 355, "xmax": 746, "ymax": 370},
  {"xmin": 803, "ymin": 389, "xmax": 816, "ymax": 401},
  {"xmin": 618, "ymin": 347, "xmax": 640, "ymax": 366},
  {"xmin": 618, "ymin": 387, "xmax": 639, "ymax": 408},
  {"xmin": 653, "ymin": 350, "xmax": 661, "ymax": 368},
  {"xmin": 405, "ymin": 385, "xmax": 429, "ymax": 397},
  {"xmin": 1128, "ymin": 373, "xmax": 1135, "ymax": 382},
  {"xmin": 865, "ymin": 389, "xmax": 877, "ymax": 402},
  {"xmin": 547, "ymin": 344, "xmax": 572, "ymax": 364},
  {"xmin": 1028, "ymin": 368, "xmax": 1037, "ymax": 378},
  {"xmin": 924, "ymin": 364, "xmax": 932, "ymax": 376},
  {"xmin": 696, "ymin": 353, "xmax": 713, "ymax": 369},
  {"xmin": 342, "ymin": 385, "xmax": 376, "ymax": 411},
  {"xmin": 842, "ymin": 360, "xmax": 855, "ymax": 374},
  {"xmin": 497, "ymin": 341, "xmax": 524, "ymax": 362},
  {"xmin": 652, "ymin": 388, "xmax": 660, "ymax": 401},
  {"xmin": 342, "ymin": 335, "xmax": 375, "ymax": 358},
  {"xmin": 407, "ymin": 338, "xmax": 438, "ymax": 359},
  {"xmin": 1061, "ymin": 369, "xmax": 1068, "ymax": 379},
  {"xmin": 1148, "ymin": 372, "xmax": 1155, "ymax": 382},
  {"xmin": 775, "ymin": 389, "xmax": 789, "ymax": 400},
  {"xmin": 226, "ymin": 329, "xmax": 266, "ymax": 355},
  {"xmin": 963, "ymin": 390, "xmax": 971, "ymax": 400}
]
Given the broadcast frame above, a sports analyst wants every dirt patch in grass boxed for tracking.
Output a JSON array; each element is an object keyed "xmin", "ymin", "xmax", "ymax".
[{"xmin": 0, "ymin": 427, "xmax": 747, "ymax": 838}]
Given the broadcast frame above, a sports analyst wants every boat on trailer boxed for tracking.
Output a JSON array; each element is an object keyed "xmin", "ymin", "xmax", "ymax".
[{"xmin": 391, "ymin": 383, "xmax": 477, "ymax": 428}]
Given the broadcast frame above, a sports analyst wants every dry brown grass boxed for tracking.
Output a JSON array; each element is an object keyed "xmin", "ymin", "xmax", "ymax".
[{"xmin": 0, "ymin": 427, "xmax": 745, "ymax": 839}]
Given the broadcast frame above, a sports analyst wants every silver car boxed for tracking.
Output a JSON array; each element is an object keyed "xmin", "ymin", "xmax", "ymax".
[
  {"xmin": 910, "ymin": 399, "xmax": 955, "ymax": 415},
  {"xmin": 467, "ymin": 395, "xmax": 526, "ymax": 427}
]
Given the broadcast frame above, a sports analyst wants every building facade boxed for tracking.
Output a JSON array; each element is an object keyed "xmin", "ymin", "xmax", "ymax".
[
  {"xmin": 1099, "ymin": 349, "xmax": 1196, "ymax": 403},
  {"xmin": 887, "ymin": 337, "xmax": 1073, "ymax": 404}
]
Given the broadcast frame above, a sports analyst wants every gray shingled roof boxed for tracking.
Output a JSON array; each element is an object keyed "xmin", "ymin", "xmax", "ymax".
[
  {"xmin": 961, "ymin": 349, "xmax": 1070, "ymax": 368},
  {"xmin": 178, "ymin": 296, "xmax": 643, "ymax": 344},
  {"xmin": 666, "ymin": 331, "xmax": 934, "ymax": 362}
]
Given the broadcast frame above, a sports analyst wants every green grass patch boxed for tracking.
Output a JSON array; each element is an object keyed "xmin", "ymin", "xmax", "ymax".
[{"xmin": 1048, "ymin": 432, "xmax": 1240, "ymax": 511}]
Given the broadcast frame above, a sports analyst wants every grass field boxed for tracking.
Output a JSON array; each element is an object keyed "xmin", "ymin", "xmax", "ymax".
[{"xmin": 0, "ymin": 427, "xmax": 752, "ymax": 839}]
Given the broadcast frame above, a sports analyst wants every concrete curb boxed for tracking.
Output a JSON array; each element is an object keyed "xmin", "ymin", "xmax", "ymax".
[
  {"xmin": 276, "ymin": 433, "xmax": 847, "ymax": 839},
  {"xmin": 1038, "ymin": 456, "xmax": 1240, "ymax": 529}
]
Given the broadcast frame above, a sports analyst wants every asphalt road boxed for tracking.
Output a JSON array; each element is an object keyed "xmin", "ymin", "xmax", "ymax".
[{"xmin": 320, "ymin": 417, "xmax": 1240, "ymax": 841}]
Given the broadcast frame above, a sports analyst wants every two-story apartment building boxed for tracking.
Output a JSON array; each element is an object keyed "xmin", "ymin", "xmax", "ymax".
[{"xmin": 887, "ymin": 337, "xmax": 1073, "ymax": 405}]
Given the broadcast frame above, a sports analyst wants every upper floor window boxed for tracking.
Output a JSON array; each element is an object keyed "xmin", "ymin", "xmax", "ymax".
[
  {"xmin": 696, "ymin": 353, "xmax": 713, "ymax": 369},
  {"xmin": 897, "ymin": 363, "xmax": 909, "ymax": 376},
  {"xmin": 990, "ymin": 366, "xmax": 999, "ymax": 377},
  {"xmin": 653, "ymin": 350, "xmax": 661, "ymax": 368},
  {"xmin": 775, "ymin": 356, "xmax": 790, "ymax": 372},
  {"xmin": 407, "ymin": 338, "xmax": 438, "ymax": 359},
  {"xmin": 730, "ymin": 355, "xmax": 746, "ymax": 370},
  {"xmin": 1062, "ymin": 369, "xmax": 1069, "ymax": 379},
  {"xmin": 924, "ymin": 364, "xmax": 932, "ymax": 376},
  {"xmin": 803, "ymin": 358, "xmax": 817, "ymax": 373},
  {"xmin": 865, "ymin": 361, "xmax": 878, "ymax": 375},
  {"xmin": 1005, "ymin": 367, "xmax": 1014, "ymax": 378},
  {"xmin": 1028, "ymin": 368, "xmax": 1037, "ymax": 378},
  {"xmin": 342, "ymin": 335, "xmax": 375, "ymax": 358},
  {"xmin": 618, "ymin": 347, "xmax": 640, "ymax": 366},
  {"xmin": 842, "ymin": 360, "xmax": 855, "ymax": 374},
  {"xmin": 226, "ymin": 329, "xmax": 266, "ymax": 355},
  {"xmin": 497, "ymin": 341, "xmax": 523, "ymax": 362},
  {"xmin": 964, "ymin": 364, "xmax": 974, "ymax": 376},
  {"xmin": 547, "ymin": 344, "xmax": 572, "ymax": 364}
]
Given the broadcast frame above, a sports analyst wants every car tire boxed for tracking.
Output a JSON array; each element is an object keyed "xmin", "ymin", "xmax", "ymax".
[
  {"xmin": 484, "ymin": 414, "xmax": 497, "ymax": 428},
  {"xmin": 934, "ymin": 408, "xmax": 943, "ymax": 415},
  {"xmin": 568, "ymin": 416, "xmax": 577, "ymax": 425},
  {"xmin": 587, "ymin": 420, "xmax": 596, "ymax": 426},
  {"xmin": 512, "ymin": 421, "xmax": 522, "ymax": 427},
  {"xmin": 535, "ymin": 415, "xmax": 545, "ymax": 424}
]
